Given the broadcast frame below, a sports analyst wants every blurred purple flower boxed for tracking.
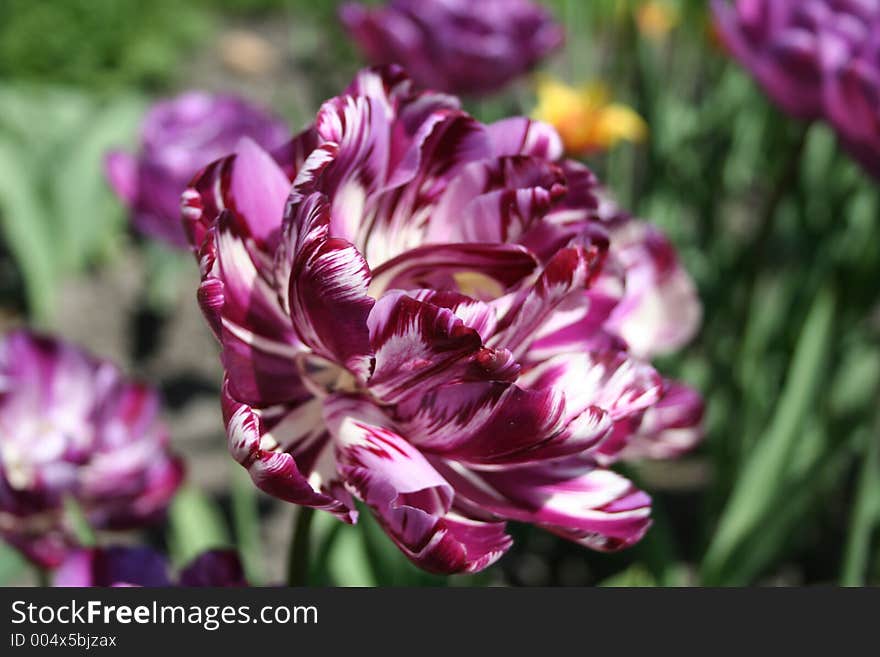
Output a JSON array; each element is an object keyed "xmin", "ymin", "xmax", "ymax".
[
  {"xmin": 340, "ymin": 0, "xmax": 563, "ymax": 96},
  {"xmin": 53, "ymin": 547, "xmax": 247, "ymax": 587},
  {"xmin": 0, "ymin": 331, "xmax": 183, "ymax": 568},
  {"xmin": 712, "ymin": 0, "xmax": 880, "ymax": 178},
  {"xmin": 596, "ymin": 197, "xmax": 702, "ymax": 360},
  {"xmin": 105, "ymin": 92, "xmax": 289, "ymax": 249},
  {"xmin": 182, "ymin": 66, "xmax": 703, "ymax": 574}
]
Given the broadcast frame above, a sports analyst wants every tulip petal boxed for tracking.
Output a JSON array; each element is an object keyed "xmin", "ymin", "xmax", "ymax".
[
  {"xmin": 104, "ymin": 150, "xmax": 139, "ymax": 206},
  {"xmin": 486, "ymin": 117, "xmax": 564, "ymax": 160},
  {"xmin": 53, "ymin": 547, "xmax": 171, "ymax": 587},
  {"xmin": 434, "ymin": 457, "xmax": 651, "ymax": 551},
  {"xmin": 618, "ymin": 380, "xmax": 705, "ymax": 461},
  {"xmin": 367, "ymin": 292, "xmax": 518, "ymax": 403},
  {"xmin": 197, "ymin": 212, "xmax": 307, "ymax": 406},
  {"xmin": 520, "ymin": 350, "xmax": 663, "ymax": 423},
  {"xmin": 285, "ymin": 193, "xmax": 375, "ymax": 378},
  {"xmin": 396, "ymin": 380, "xmax": 611, "ymax": 465},
  {"xmin": 369, "ymin": 242, "xmax": 538, "ymax": 297},
  {"xmin": 222, "ymin": 384, "xmax": 356, "ymax": 522},
  {"xmin": 179, "ymin": 549, "xmax": 248, "ymax": 587},
  {"xmin": 227, "ymin": 138, "xmax": 292, "ymax": 243},
  {"xmin": 605, "ymin": 219, "xmax": 702, "ymax": 358},
  {"xmin": 326, "ymin": 395, "xmax": 511, "ymax": 574},
  {"xmin": 489, "ymin": 244, "xmax": 605, "ymax": 358}
]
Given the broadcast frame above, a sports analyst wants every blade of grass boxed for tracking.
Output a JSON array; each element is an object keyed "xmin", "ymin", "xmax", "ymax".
[
  {"xmin": 702, "ymin": 285, "xmax": 835, "ymax": 583},
  {"xmin": 168, "ymin": 486, "xmax": 230, "ymax": 568},
  {"xmin": 841, "ymin": 424, "xmax": 880, "ymax": 586}
]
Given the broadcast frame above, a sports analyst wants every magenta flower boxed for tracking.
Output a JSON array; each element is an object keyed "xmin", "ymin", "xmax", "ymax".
[
  {"xmin": 712, "ymin": 0, "xmax": 880, "ymax": 178},
  {"xmin": 596, "ymin": 199, "xmax": 702, "ymax": 360},
  {"xmin": 340, "ymin": 0, "xmax": 563, "ymax": 96},
  {"xmin": 105, "ymin": 92, "xmax": 289, "ymax": 248},
  {"xmin": 0, "ymin": 331, "xmax": 183, "ymax": 568},
  {"xmin": 183, "ymin": 66, "xmax": 702, "ymax": 574},
  {"xmin": 53, "ymin": 547, "xmax": 246, "ymax": 587}
]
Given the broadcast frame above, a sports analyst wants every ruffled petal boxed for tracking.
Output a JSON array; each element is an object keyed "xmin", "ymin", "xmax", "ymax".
[
  {"xmin": 367, "ymin": 291, "xmax": 517, "ymax": 403},
  {"xmin": 486, "ymin": 117, "xmax": 564, "ymax": 160},
  {"xmin": 325, "ymin": 394, "xmax": 511, "ymax": 574},
  {"xmin": 489, "ymin": 243, "xmax": 606, "ymax": 358},
  {"xmin": 222, "ymin": 383, "xmax": 356, "ymax": 522},
  {"xmin": 395, "ymin": 380, "xmax": 611, "ymax": 465},
  {"xmin": 618, "ymin": 380, "xmax": 705, "ymax": 461},
  {"xmin": 197, "ymin": 212, "xmax": 307, "ymax": 406},
  {"xmin": 369, "ymin": 242, "xmax": 538, "ymax": 298},
  {"xmin": 434, "ymin": 457, "xmax": 651, "ymax": 551},
  {"xmin": 605, "ymin": 220, "xmax": 702, "ymax": 358},
  {"xmin": 284, "ymin": 193, "xmax": 374, "ymax": 378}
]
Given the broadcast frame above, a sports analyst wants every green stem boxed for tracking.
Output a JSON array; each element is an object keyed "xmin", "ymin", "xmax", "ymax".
[
  {"xmin": 841, "ymin": 418, "xmax": 880, "ymax": 585},
  {"xmin": 286, "ymin": 506, "xmax": 315, "ymax": 587},
  {"xmin": 231, "ymin": 467, "xmax": 264, "ymax": 585},
  {"xmin": 35, "ymin": 567, "xmax": 49, "ymax": 588}
]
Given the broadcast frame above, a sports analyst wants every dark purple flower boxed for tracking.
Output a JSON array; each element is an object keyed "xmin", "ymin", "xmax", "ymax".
[
  {"xmin": 182, "ymin": 66, "xmax": 703, "ymax": 574},
  {"xmin": 0, "ymin": 331, "xmax": 184, "ymax": 568},
  {"xmin": 53, "ymin": 547, "xmax": 247, "ymax": 587},
  {"xmin": 340, "ymin": 0, "xmax": 564, "ymax": 96},
  {"xmin": 712, "ymin": 0, "xmax": 880, "ymax": 178},
  {"xmin": 105, "ymin": 92, "xmax": 289, "ymax": 248}
]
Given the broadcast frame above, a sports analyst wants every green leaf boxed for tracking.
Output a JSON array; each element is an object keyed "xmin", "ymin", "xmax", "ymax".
[
  {"xmin": 144, "ymin": 242, "xmax": 189, "ymax": 312},
  {"xmin": 50, "ymin": 94, "xmax": 144, "ymax": 271},
  {"xmin": 598, "ymin": 564, "xmax": 657, "ymax": 587},
  {"xmin": 0, "ymin": 542, "xmax": 27, "ymax": 586},
  {"xmin": 841, "ymin": 428, "xmax": 880, "ymax": 586},
  {"xmin": 167, "ymin": 486, "xmax": 231, "ymax": 568},
  {"xmin": 326, "ymin": 524, "xmax": 376, "ymax": 587},
  {"xmin": 62, "ymin": 495, "xmax": 96, "ymax": 547},
  {"xmin": 702, "ymin": 285, "xmax": 835, "ymax": 584},
  {"xmin": 0, "ymin": 136, "xmax": 56, "ymax": 322},
  {"xmin": 230, "ymin": 466, "xmax": 263, "ymax": 585}
]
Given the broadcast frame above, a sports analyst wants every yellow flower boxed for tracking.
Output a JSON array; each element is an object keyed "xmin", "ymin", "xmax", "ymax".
[
  {"xmin": 635, "ymin": 1, "xmax": 680, "ymax": 42},
  {"xmin": 532, "ymin": 77, "xmax": 648, "ymax": 156}
]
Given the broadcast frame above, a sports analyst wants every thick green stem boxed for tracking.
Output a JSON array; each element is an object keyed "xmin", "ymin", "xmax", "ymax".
[
  {"xmin": 841, "ymin": 418, "xmax": 880, "ymax": 585},
  {"xmin": 286, "ymin": 506, "xmax": 315, "ymax": 587}
]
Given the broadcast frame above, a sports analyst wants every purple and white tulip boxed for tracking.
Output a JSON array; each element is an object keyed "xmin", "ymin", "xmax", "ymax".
[
  {"xmin": 339, "ymin": 0, "xmax": 564, "ymax": 97},
  {"xmin": 53, "ymin": 547, "xmax": 247, "ymax": 587},
  {"xmin": 0, "ymin": 331, "xmax": 183, "ymax": 568},
  {"xmin": 106, "ymin": 92, "xmax": 289, "ymax": 248},
  {"xmin": 712, "ymin": 0, "xmax": 880, "ymax": 179},
  {"xmin": 183, "ymin": 66, "xmax": 703, "ymax": 574}
]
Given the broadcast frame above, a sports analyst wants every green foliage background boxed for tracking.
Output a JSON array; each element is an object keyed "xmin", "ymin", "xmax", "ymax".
[{"xmin": 0, "ymin": 0, "xmax": 877, "ymax": 586}]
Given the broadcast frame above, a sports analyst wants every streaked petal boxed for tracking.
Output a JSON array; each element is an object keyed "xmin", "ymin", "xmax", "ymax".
[
  {"xmin": 367, "ymin": 292, "xmax": 517, "ymax": 403},
  {"xmin": 486, "ymin": 117, "xmax": 564, "ymax": 160},
  {"xmin": 605, "ymin": 220, "xmax": 702, "ymax": 358},
  {"xmin": 284, "ymin": 193, "xmax": 374, "ymax": 378},
  {"xmin": 227, "ymin": 137, "xmax": 292, "ymax": 243},
  {"xmin": 325, "ymin": 394, "xmax": 511, "ymax": 574},
  {"xmin": 198, "ymin": 212, "xmax": 306, "ymax": 406},
  {"xmin": 369, "ymin": 242, "xmax": 538, "ymax": 298},
  {"xmin": 489, "ymin": 243, "xmax": 606, "ymax": 359},
  {"xmin": 618, "ymin": 380, "xmax": 705, "ymax": 461},
  {"xmin": 396, "ymin": 380, "xmax": 611, "ymax": 465},
  {"xmin": 520, "ymin": 350, "xmax": 663, "ymax": 424},
  {"xmin": 434, "ymin": 457, "xmax": 651, "ymax": 551},
  {"xmin": 221, "ymin": 383, "xmax": 356, "ymax": 522}
]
